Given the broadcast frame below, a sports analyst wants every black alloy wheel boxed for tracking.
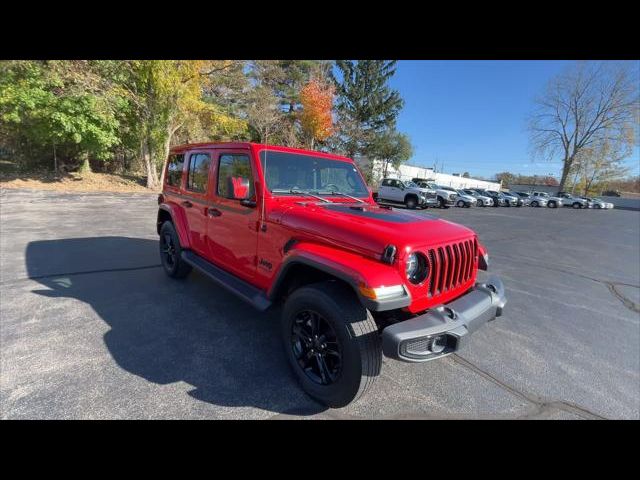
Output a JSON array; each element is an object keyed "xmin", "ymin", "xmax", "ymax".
[{"xmin": 291, "ymin": 310, "xmax": 342, "ymax": 386}]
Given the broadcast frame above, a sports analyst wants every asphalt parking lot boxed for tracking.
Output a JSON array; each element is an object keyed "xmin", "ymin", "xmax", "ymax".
[{"xmin": 1, "ymin": 188, "xmax": 639, "ymax": 419}]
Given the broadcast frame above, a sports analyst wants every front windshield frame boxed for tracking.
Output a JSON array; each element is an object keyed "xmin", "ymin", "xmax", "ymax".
[{"xmin": 259, "ymin": 150, "xmax": 369, "ymax": 198}]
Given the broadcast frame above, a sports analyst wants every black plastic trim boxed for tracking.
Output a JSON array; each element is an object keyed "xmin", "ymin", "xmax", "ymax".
[
  {"xmin": 181, "ymin": 250, "xmax": 271, "ymax": 311},
  {"xmin": 268, "ymin": 256, "xmax": 411, "ymax": 312}
]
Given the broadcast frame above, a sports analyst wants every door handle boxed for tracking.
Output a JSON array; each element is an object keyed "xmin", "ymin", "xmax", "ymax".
[
  {"xmin": 207, "ymin": 207, "xmax": 222, "ymax": 217},
  {"xmin": 181, "ymin": 200, "xmax": 193, "ymax": 208}
]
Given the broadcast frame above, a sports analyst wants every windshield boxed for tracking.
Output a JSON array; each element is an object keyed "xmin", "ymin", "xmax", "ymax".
[{"xmin": 260, "ymin": 151, "xmax": 368, "ymax": 197}]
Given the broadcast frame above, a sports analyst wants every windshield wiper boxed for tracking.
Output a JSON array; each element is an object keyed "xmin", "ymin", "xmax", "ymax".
[
  {"xmin": 320, "ymin": 190, "xmax": 366, "ymax": 203},
  {"xmin": 271, "ymin": 189, "xmax": 332, "ymax": 203}
]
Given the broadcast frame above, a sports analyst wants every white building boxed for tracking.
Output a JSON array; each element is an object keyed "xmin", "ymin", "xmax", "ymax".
[{"xmin": 356, "ymin": 157, "xmax": 501, "ymax": 191}]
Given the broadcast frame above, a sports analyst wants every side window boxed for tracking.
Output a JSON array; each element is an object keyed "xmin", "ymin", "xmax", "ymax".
[
  {"xmin": 217, "ymin": 154, "xmax": 253, "ymax": 200},
  {"xmin": 381, "ymin": 179, "xmax": 391, "ymax": 187},
  {"xmin": 166, "ymin": 153, "xmax": 185, "ymax": 187},
  {"xmin": 186, "ymin": 153, "xmax": 211, "ymax": 193}
]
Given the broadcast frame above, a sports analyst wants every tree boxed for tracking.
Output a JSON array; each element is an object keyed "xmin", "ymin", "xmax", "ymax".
[
  {"xmin": 245, "ymin": 85, "xmax": 282, "ymax": 144},
  {"xmin": 369, "ymin": 129, "xmax": 413, "ymax": 179},
  {"xmin": 495, "ymin": 171, "xmax": 517, "ymax": 186},
  {"xmin": 528, "ymin": 61, "xmax": 639, "ymax": 191},
  {"xmin": 114, "ymin": 60, "xmax": 246, "ymax": 188},
  {"xmin": 299, "ymin": 78, "xmax": 334, "ymax": 149},
  {"xmin": 0, "ymin": 60, "xmax": 122, "ymax": 172},
  {"xmin": 333, "ymin": 60, "xmax": 404, "ymax": 158},
  {"xmin": 573, "ymin": 139, "xmax": 630, "ymax": 195}
]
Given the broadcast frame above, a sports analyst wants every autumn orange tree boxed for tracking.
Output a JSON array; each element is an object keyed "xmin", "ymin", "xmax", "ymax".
[{"xmin": 299, "ymin": 79, "xmax": 334, "ymax": 149}]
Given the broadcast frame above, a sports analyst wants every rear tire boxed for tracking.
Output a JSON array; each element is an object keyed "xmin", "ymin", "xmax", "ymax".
[
  {"xmin": 572, "ymin": 202, "xmax": 581, "ymax": 209},
  {"xmin": 159, "ymin": 221, "xmax": 192, "ymax": 279},
  {"xmin": 281, "ymin": 281, "xmax": 381, "ymax": 408}
]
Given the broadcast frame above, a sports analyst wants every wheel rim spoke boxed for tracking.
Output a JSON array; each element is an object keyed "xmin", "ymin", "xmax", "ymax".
[{"xmin": 291, "ymin": 309, "xmax": 342, "ymax": 386}]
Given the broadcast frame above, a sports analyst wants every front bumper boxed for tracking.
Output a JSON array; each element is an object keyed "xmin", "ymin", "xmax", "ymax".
[{"xmin": 382, "ymin": 276, "xmax": 506, "ymax": 363}]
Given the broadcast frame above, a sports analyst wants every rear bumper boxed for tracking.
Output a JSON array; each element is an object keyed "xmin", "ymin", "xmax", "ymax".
[{"xmin": 381, "ymin": 276, "xmax": 506, "ymax": 363}]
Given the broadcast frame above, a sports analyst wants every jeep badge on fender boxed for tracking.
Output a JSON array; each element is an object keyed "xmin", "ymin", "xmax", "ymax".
[{"xmin": 157, "ymin": 142, "xmax": 507, "ymax": 408}]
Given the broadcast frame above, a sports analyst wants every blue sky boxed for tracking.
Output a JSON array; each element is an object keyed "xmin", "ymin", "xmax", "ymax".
[{"xmin": 388, "ymin": 60, "xmax": 640, "ymax": 180}]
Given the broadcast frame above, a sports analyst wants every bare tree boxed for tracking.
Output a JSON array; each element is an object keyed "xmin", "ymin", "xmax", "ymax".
[
  {"xmin": 528, "ymin": 61, "xmax": 639, "ymax": 190},
  {"xmin": 246, "ymin": 86, "xmax": 283, "ymax": 144}
]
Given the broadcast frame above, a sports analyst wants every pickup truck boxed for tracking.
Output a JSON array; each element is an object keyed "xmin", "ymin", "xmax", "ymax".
[
  {"xmin": 157, "ymin": 142, "xmax": 506, "ymax": 407},
  {"xmin": 376, "ymin": 178, "xmax": 438, "ymax": 209}
]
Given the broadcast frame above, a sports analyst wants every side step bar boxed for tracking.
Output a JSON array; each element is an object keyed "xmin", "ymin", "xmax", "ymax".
[{"xmin": 181, "ymin": 251, "xmax": 271, "ymax": 311}]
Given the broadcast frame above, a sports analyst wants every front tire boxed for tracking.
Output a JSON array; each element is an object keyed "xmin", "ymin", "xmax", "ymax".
[
  {"xmin": 405, "ymin": 196, "xmax": 417, "ymax": 209},
  {"xmin": 457, "ymin": 200, "xmax": 465, "ymax": 208},
  {"xmin": 159, "ymin": 221, "xmax": 192, "ymax": 279},
  {"xmin": 572, "ymin": 202, "xmax": 582, "ymax": 209},
  {"xmin": 531, "ymin": 201, "xmax": 538, "ymax": 207},
  {"xmin": 477, "ymin": 199, "xmax": 484, "ymax": 207},
  {"xmin": 438, "ymin": 197, "xmax": 450, "ymax": 209},
  {"xmin": 548, "ymin": 200, "xmax": 557, "ymax": 208},
  {"xmin": 281, "ymin": 281, "xmax": 382, "ymax": 408}
]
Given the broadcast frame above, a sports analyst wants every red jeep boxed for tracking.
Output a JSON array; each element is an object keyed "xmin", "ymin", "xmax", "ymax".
[{"xmin": 157, "ymin": 143, "xmax": 506, "ymax": 407}]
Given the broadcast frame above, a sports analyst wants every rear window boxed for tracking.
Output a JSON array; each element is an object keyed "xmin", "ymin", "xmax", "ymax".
[
  {"xmin": 186, "ymin": 153, "xmax": 211, "ymax": 193},
  {"xmin": 166, "ymin": 153, "xmax": 185, "ymax": 187}
]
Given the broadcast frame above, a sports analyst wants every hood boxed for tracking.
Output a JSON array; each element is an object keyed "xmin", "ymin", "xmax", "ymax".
[{"xmin": 276, "ymin": 202, "xmax": 475, "ymax": 258}]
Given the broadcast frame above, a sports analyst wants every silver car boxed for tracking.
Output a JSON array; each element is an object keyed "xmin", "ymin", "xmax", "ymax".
[
  {"xmin": 454, "ymin": 189, "xmax": 478, "ymax": 207},
  {"xmin": 557, "ymin": 193, "xmax": 590, "ymax": 209},
  {"xmin": 516, "ymin": 192, "xmax": 548, "ymax": 207},
  {"xmin": 462, "ymin": 189, "xmax": 493, "ymax": 207},
  {"xmin": 532, "ymin": 192, "xmax": 564, "ymax": 208}
]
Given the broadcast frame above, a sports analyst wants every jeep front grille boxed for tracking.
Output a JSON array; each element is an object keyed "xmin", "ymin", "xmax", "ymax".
[{"xmin": 426, "ymin": 239, "xmax": 477, "ymax": 297}]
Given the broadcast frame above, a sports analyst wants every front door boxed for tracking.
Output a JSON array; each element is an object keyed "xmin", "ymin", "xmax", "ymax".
[{"xmin": 206, "ymin": 149, "xmax": 260, "ymax": 282}]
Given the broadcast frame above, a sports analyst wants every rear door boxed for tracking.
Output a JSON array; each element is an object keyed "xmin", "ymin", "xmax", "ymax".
[
  {"xmin": 182, "ymin": 150, "xmax": 214, "ymax": 256},
  {"xmin": 378, "ymin": 179, "xmax": 391, "ymax": 200}
]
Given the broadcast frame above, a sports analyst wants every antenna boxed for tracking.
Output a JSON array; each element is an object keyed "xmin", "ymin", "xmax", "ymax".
[{"xmin": 260, "ymin": 128, "xmax": 268, "ymax": 232}]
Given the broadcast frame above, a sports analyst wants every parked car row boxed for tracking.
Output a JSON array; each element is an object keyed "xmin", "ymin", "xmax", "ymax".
[{"xmin": 374, "ymin": 178, "xmax": 614, "ymax": 210}]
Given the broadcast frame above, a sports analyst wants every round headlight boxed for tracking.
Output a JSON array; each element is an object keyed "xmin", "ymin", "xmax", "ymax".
[{"xmin": 406, "ymin": 252, "xmax": 429, "ymax": 284}]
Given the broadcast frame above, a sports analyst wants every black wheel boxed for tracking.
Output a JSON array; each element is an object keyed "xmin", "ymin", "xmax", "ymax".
[
  {"xmin": 594, "ymin": 204, "xmax": 602, "ymax": 209},
  {"xmin": 159, "ymin": 221, "xmax": 192, "ymax": 279},
  {"xmin": 572, "ymin": 202, "xmax": 581, "ymax": 209},
  {"xmin": 281, "ymin": 281, "xmax": 381, "ymax": 408},
  {"xmin": 456, "ymin": 200, "xmax": 465, "ymax": 208},
  {"xmin": 531, "ymin": 201, "xmax": 539, "ymax": 207},
  {"xmin": 548, "ymin": 200, "xmax": 557, "ymax": 208},
  {"xmin": 438, "ymin": 197, "xmax": 450, "ymax": 209},
  {"xmin": 405, "ymin": 196, "xmax": 417, "ymax": 209},
  {"xmin": 477, "ymin": 199, "xmax": 484, "ymax": 207}
]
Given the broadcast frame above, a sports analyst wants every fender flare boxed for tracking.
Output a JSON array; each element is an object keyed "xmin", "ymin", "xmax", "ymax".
[
  {"xmin": 268, "ymin": 243, "xmax": 411, "ymax": 312},
  {"xmin": 157, "ymin": 203, "xmax": 191, "ymax": 250}
]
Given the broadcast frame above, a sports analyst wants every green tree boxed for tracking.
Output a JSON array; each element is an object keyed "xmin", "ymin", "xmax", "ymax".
[
  {"xmin": 0, "ymin": 60, "xmax": 122, "ymax": 172},
  {"xmin": 333, "ymin": 60, "xmax": 404, "ymax": 158},
  {"xmin": 369, "ymin": 129, "xmax": 413, "ymax": 180}
]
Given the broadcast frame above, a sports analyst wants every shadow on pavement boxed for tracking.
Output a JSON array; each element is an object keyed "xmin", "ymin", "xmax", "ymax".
[{"xmin": 25, "ymin": 236, "xmax": 326, "ymax": 417}]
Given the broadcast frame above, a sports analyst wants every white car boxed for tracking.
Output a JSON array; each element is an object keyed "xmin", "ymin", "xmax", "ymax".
[{"xmin": 582, "ymin": 197, "xmax": 614, "ymax": 209}]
